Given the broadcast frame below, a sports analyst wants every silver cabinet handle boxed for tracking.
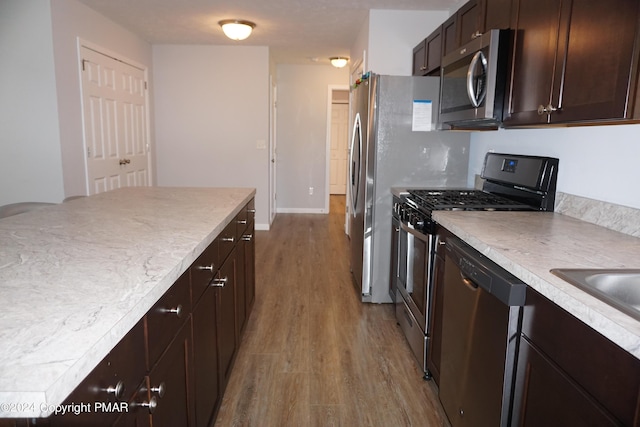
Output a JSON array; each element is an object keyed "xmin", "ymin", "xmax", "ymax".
[
  {"xmin": 211, "ymin": 277, "xmax": 228, "ymax": 287},
  {"xmin": 471, "ymin": 30, "xmax": 482, "ymax": 39},
  {"xmin": 196, "ymin": 264, "xmax": 214, "ymax": 271},
  {"xmin": 242, "ymin": 234, "xmax": 253, "ymax": 241},
  {"xmin": 104, "ymin": 380, "xmax": 125, "ymax": 400},
  {"xmin": 138, "ymin": 396, "xmax": 158, "ymax": 414},
  {"xmin": 247, "ymin": 209, "xmax": 256, "ymax": 214},
  {"xmin": 221, "ymin": 236, "xmax": 235, "ymax": 243},
  {"xmin": 150, "ymin": 382, "xmax": 166, "ymax": 398},
  {"xmin": 159, "ymin": 304, "xmax": 183, "ymax": 318},
  {"xmin": 537, "ymin": 103, "xmax": 558, "ymax": 115},
  {"xmin": 237, "ymin": 219, "xmax": 248, "ymax": 225}
]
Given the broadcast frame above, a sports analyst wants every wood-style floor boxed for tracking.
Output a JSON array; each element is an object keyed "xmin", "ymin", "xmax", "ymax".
[{"xmin": 214, "ymin": 196, "xmax": 449, "ymax": 426}]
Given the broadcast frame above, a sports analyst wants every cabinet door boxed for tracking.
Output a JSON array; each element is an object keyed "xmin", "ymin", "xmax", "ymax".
[
  {"xmin": 425, "ymin": 28, "xmax": 443, "ymax": 75},
  {"xmin": 442, "ymin": 15, "xmax": 459, "ymax": 56},
  {"xmin": 217, "ymin": 253, "xmax": 237, "ymax": 389},
  {"xmin": 412, "ymin": 40, "xmax": 427, "ymax": 76},
  {"xmin": 480, "ymin": 0, "xmax": 512, "ymax": 30},
  {"xmin": 147, "ymin": 322, "xmax": 194, "ymax": 427},
  {"xmin": 504, "ymin": 0, "xmax": 566, "ymax": 125},
  {"xmin": 235, "ymin": 233, "xmax": 247, "ymax": 337},
  {"xmin": 512, "ymin": 338, "xmax": 620, "ymax": 426},
  {"xmin": 520, "ymin": 287, "xmax": 640, "ymax": 425},
  {"xmin": 244, "ymin": 206, "xmax": 256, "ymax": 316},
  {"xmin": 551, "ymin": 0, "xmax": 640, "ymax": 123},
  {"xmin": 457, "ymin": 0, "xmax": 481, "ymax": 46},
  {"xmin": 192, "ymin": 286, "xmax": 219, "ymax": 427}
]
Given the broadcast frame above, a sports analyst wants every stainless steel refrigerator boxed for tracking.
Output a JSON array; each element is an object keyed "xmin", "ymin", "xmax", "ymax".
[{"xmin": 348, "ymin": 73, "xmax": 470, "ymax": 303}]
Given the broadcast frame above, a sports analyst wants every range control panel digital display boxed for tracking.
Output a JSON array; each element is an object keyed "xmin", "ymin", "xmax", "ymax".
[{"xmin": 502, "ymin": 158, "xmax": 518, "ymax": 173}]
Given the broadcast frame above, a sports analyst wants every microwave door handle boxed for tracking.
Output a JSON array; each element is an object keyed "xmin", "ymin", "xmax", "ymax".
[{"xmin": 466, "ymin": 51, "xmax": 486, "ymax": 108}]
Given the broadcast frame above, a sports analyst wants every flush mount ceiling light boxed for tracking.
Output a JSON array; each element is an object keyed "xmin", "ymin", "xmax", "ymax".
[
  {"xmin": 330, "ymin": 57, "xmax": 349, "ymax": 68},
  {"xmin": 219, "ymin": 19, "xmax": 256, "ymax": 41}
]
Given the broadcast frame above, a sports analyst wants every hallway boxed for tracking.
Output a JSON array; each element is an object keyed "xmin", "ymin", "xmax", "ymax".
[{"xmin": 215, "ymin": 196, "xmax": 448, "ymax": 426}]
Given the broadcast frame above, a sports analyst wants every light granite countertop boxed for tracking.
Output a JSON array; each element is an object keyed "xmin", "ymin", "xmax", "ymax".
[
  {"xmin": 433, "ymin": 210, "xmax": 640, "ymax": 360},
  {"xmin": 0, "ymin": 187, "xmax": 255, "ymax": 418}
]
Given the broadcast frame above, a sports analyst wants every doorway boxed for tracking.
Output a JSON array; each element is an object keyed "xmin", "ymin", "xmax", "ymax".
[{"xmin": 325, "ymin": 85, "xmax": 350, "ymax": 213}]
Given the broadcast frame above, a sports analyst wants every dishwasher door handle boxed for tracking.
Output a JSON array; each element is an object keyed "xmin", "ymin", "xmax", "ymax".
[{"xmin": 461, "ymin": 274, "xmax": 479, "ymax": 290}]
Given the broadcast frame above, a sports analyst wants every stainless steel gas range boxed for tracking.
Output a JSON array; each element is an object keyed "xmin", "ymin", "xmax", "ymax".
[{"xmin": 391, "ymin": 152, "xmax": 559, "ymax": 379}]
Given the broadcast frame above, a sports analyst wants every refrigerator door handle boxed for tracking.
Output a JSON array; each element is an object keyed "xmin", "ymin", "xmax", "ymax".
[{"xmin": 349, "ymin": 112, "xmax": 362, "ymax": 218}]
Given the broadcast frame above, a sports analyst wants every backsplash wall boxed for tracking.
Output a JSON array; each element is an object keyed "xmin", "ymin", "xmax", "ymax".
[{"xmin": 469, "ymin": 123, "xmax": 640, "ymax": 210}]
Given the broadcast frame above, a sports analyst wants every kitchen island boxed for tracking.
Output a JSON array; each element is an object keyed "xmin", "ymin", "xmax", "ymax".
[
  {"xmin": 433, "ymin": 210, "xmax": 640, "ymax": 359},
  {"xmin": 0, "ymin": 187, "xmax": 255, "ymax": 419}
]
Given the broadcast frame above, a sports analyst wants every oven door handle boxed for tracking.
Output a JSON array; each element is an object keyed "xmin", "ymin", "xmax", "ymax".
[{"xmin": 400, "ymin": 221, "xmax": 430, "ymax": 243}]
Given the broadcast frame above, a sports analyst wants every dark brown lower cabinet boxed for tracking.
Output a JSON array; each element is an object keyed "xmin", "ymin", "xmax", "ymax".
[
  {"xmin": 512, "ymin": 287, "xmax": 640, "ymax": 426},
  {"xmin": 217, "ymin": 253, "xmax": 237, "ymax": 390},
  {"xmin": 192, "ymin": 282, "xmax": 220, "ymax": 427},
  {"xmin": 243, "ymin": 225, "xmax": 255, "ymax": 317},
  {"xmin": 146, "ymin": 322, "xmax": 193, "ymax": 427},
  {"xmin": 0, "ymin": 198, "xmax": 255, "ymax": 427},
  {"xmin": 513, "ymin": 338, "xmax": 620, "ymax": 426}
]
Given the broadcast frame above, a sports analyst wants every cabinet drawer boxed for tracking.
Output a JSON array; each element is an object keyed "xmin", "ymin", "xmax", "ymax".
[
  {"xmin": 146, "ymin": 270, "xmax": 191, "ymax": 369},
  {"xmin": 218, "ymin": 220, "xmax": 236, "ymax": 265},
  {"xmin": 190, "ymin": 241, "xmax": 218, "ymax": 305},
  {"xmin": 235, "ymin": 205, "xmax": 249, "ymax": 239},
  {"xmin": 522, "ymin": 287, "xmax": 640, "ymax": 425},
  {"xmin": 48, "ymin": 321, "xmax": 145, "ymax": 426}
]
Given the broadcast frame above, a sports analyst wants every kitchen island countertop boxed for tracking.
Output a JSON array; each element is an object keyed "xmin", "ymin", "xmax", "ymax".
[
  {"xmin": 0, "ymin": 187, "xmax": 255, "ymax": 417},
  {"xmin": 433, "ymin": 210, "xmax": 640, "ymax": 360}
]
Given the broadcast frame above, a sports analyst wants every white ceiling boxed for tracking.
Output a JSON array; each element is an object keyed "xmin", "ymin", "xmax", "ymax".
[{"xmin": 77, "ymin": 0, "xmax": 462, "ymax": 65}]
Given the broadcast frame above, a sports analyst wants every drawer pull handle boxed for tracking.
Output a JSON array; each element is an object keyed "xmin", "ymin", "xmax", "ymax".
[
  {"xmin": 104, "ymin": 380, "xmax": 125, "ymax": 400},
  {"xmin": 211, "ymin": 277, "xmax": 228, "ymax": 287},
  {"xmin": 237, "ymin": 219, "xmax": 248, "ymax": 225},
  {"xmin": 221, "ymin": 236, "xmax": 235, "ymax": 243},
  {"xmin": 160, "ymin": 304, "xmax": 183, "ymax": 318},
  {"xmin": 150, "ymin": 382, "xmax": 166, "ymax": 398},
  {"xmin": 247, "ymin": 209, "xmax": 256, "ymax": 213},
  {"xmin": 196, "ymin": 264, "xmax": 215, "ymax": 272},
  {"xmin": 242, "ymin": 234, "xmax": 253, "ymax": 241},
  {"xmin": 138, "ymin": 396, "xmax": 158, "ymax": 414}
]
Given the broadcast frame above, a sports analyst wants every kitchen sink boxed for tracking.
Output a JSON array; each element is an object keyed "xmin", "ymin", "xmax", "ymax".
[{"xmin": 550, "ymin": 269, "xmax": 640, "ymax": 321}]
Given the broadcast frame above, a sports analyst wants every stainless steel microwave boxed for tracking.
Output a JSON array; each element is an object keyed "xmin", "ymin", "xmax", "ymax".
[{"xmin": 439, "ymin": 29, "xmax": 509, "ymax": 130}]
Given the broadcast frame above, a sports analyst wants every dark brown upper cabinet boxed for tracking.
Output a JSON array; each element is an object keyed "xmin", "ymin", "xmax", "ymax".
[
  {"xmin": 441, "ymin": 14, "xmax": 459, "ymax": 56},
  {"xmin": 412, "ymin": 27, "xmax": 443, "ymax": 76},
  {"xmin": 457, "ymin": 0, "xmax": 482, "ymax": 47},
  {"xmin": 446, "ymin": 0, "xmax": 512, "ymax": 54},
  {"xmin": 504, "ymin": 0, "xmax": 640, "ymax": 126}
]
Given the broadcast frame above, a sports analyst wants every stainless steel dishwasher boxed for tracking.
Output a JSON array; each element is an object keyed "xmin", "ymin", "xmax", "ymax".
[{"xmin": 439, "ymin": 237, "xmax": 526, "ymax": 427}]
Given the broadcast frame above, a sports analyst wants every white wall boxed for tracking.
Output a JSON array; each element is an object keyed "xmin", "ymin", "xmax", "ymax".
[
  {"xmin": 275, "ymin": 64, "xmax": 349, "ymax": 212},
  {"xmin": 0, "ymin": 0, "xmax": 153, "ymax": 206},
  {"xmin": 152, "ymin": 45, "xmax": 271, "ymax": 228},
  {"xmin": 0, "ymin": 1, "xmax": 64, "ymax": 205},
  {"xmin": 470, "ymin": 124, "xmax": 640, "ymax": 209},
  {"xmin": 368, "ymin": 9, "xmax": 450, "ymax": 75},
  {"xmin": 51, "ymin": 0, "xmax": 154, "ymax": 198}
]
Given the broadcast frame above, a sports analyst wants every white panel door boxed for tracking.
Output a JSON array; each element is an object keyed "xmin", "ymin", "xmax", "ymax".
[
  {"xmin": 330, "ymin": 103, "xmax": 349, "ymax": 194},
  {"xmin": 80, "ymin": 46, "xmax": 150, "ymax": 195}
]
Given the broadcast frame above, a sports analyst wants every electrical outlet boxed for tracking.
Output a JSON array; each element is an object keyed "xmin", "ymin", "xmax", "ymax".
[{"xmin": 309, "ymin": 187, "xmax": 314, "ymax": 195}]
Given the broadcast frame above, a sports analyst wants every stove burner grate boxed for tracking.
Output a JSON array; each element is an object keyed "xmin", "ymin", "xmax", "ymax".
[{"xmin": 408, "ymin": 189, "xmax": 531, "ymax": 212}]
